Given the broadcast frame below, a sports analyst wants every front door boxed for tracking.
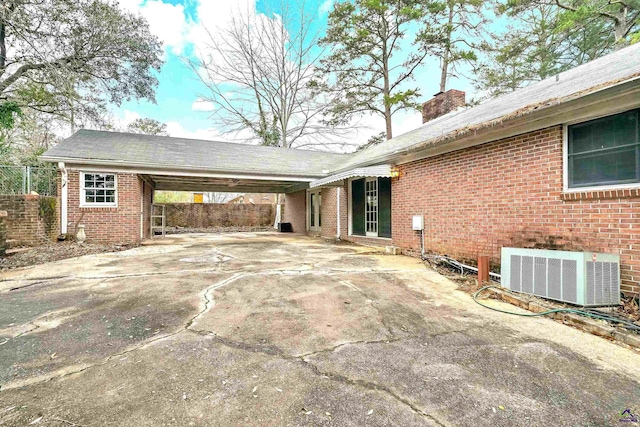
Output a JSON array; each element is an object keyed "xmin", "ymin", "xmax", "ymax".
[{"xmin": 309, "ymin": 190, "xmax": 321, "ymax": 232}]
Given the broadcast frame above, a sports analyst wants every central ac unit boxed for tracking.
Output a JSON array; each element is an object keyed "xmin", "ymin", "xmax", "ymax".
[{"xmin": 501, "ymin": 248, "xmax": 620, "ymax": 307}]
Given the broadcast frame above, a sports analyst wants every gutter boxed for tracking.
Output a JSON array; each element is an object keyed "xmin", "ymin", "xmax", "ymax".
[
  {"xmin": 37, "ymin": 156, "xmax": 326, "ymax": 182},
  {"xmin": 332, "ymin": 74, "xmax": 640, "ymax": 174}
]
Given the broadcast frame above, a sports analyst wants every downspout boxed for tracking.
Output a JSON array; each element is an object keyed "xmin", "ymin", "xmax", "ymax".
[
  {"xmin": 140, "ymin": 181, "xmax": 144, "ymax": 240},
  {"xmin": 58, "ymin": 162, "xmax": 68, "ymax": 236},
  {"xmin": 336, "ymin": 187, "xmax": 341, "ymax": 239}
]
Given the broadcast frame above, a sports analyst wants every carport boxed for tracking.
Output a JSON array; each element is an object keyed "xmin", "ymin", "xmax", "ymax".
[{"xmin": 40, "ymin": 129, "xmax": 349, "ymax": 243}]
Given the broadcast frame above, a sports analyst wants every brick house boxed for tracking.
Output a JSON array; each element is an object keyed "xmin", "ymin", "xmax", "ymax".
[{"xmin": 42, "ymin": 44, "xmax": 640, "ymax": 295}]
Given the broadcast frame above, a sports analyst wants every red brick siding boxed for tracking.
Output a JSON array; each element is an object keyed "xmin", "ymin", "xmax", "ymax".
[
  {"xmin": 0, "ymin": 195, "xmax": 58, "ymax": 246},
  {"xmin": 142, "ymin": 180, "xmax": 153, "ymax": 239},
  {"xmin": 0, "ymin": 213, "xmax": 6, "ymax": 252},
  {"xmin": 392, "ymin": 125, "xmax": 640, "ymax": 295},
  {"xmin": 422, "ymin": 89, "xmax": 466, "ymax": 123},
  {"xmin": 339, "ymin": 181, "xmax": 349, "ymax": 239},
  {"xmin": 66, "ymin": 170, "xmax": 143, "ymax": 244},
  {"xmin": 320, "ymin": 188, "xmax": 338, "ymax": 238},
  {"xmin": 164, "ymin": 203, "xmax": 274, "ymax": 228},
  {"xmin": 283, "ymin": 190, "xmax": 306, "ymax": 233}
]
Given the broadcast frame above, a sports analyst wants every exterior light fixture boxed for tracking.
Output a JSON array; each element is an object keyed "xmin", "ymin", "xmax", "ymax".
[{"xmin": 390, "ymin": 167, "xmax": 400, "ymax": 178}]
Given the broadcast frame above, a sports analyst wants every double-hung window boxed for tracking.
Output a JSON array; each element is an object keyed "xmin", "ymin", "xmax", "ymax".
[
  {"xmin": 81, "ymin": 172, "xmax": 117, "ymax": 206},
  {"xmin": 567, "ymin": 110, "xmax": 640, "ymax": 189}
]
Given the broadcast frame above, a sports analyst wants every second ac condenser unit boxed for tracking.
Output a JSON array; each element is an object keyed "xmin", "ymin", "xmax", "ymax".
[{"xmin": 501, "ymin": 248, "xmax": 620, "ymax": 307}]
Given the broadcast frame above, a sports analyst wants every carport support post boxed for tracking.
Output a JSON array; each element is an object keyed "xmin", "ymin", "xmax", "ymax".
[
  {"xmin": 477, "ymin": 256, "xmax": 490, "ymax": 285},
  {"xmin": 59, "ymin": 162, "xmax": 68, "ymax": 235}
]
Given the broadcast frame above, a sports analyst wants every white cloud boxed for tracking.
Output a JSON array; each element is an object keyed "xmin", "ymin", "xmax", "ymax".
[
  {"xmin": 186, "ymin": 0, "xmax": 256, "ymax": 52},
  {"xmin": 191, "ymin": 98, "xmax": 215, "ymax": 112},
  {"xmin": 113, "ymin": 109, "xmax": 142, "ymax": 130},
  {"xmin": 119, "ymin": 0, "xmax": 193, "ymax": 55},
  {"xmin": 395, "ymin": 111, "xmax": 423, "ymax": 137},
  {"xmin": 165, "ymin": 121, "xmax": 226, "ymax": 141},
  {"xmin": 112, "ymin": 0, "xmax": 428, "ymax": 151},
  {"xmin": 319, "ymin": 0, "xmax": 333, "ymax": 15}
]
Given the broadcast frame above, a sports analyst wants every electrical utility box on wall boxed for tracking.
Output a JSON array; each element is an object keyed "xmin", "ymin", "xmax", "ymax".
[
  {"xmin": 501, "ymin": 247, "xmax": 620, "ymax": 307},
  {"xmin": 412, "ymin": 215, "xmax": 424, "ymax": 231}
]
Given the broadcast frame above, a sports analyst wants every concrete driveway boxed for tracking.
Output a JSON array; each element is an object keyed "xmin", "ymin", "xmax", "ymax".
[{"xmin": 0, "ymin": 233, "xmax": 639, "ymax": 426}]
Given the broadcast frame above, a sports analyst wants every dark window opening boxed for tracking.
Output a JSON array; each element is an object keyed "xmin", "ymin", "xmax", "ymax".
[
  {"xmin": 568, "ymin": 110, "xmax": 640, "ymax": 188},
  {"xmin": 351, "ymin": 177, "xmax": 391, "ymax": 237}
]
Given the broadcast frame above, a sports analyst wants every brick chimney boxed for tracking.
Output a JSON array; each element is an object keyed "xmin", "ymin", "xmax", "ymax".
[{"xmin": 421, "ymin": 89, "xmax": 465, "ymax": 124}]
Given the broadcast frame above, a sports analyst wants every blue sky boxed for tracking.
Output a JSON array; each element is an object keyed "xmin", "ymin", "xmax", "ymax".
[{"xmin": 116, "ymin": 0, "xmax": 481, "ymax": 148}]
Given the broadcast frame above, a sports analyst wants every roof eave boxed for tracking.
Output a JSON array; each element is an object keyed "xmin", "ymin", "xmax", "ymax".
[
  {"xmin": 336, "ymin": 75, "xmax": 640, "ymax": 172},
  {"xmin": 38, "ymin": 156, "xmax": 326, "ymax": 182}
]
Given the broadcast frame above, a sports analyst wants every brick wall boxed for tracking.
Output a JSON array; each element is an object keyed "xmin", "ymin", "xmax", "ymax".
[
  {"xmin": 283, "ymin": 190, "xmax": 306, "ymax": 233},
  {"xmin": 0, "ymin": 195, "xmax": 58, "ymax": 246},
  {"xmin": 164, "ymin": 203, "xmax": 274, "ymax": 228},
  {"xmin": 66, "ymin": 170, "xmax": 143, "ymax": 244},
  {"xmin": 422, "ymin": 89, "xmax": 465, "ymax": 123},
  {"xmin": 320, "ymin": 187, "xmax": 338, "ymax": 238},
  {"xmin": 392, "ymin": 125, "xmax": 640, "ymax": 295},
  {"xmin": 0, "ymin": 211, "xmax": 7, "ymax": 254},
  {"xmin": 142, "ymin": 180, "xmax": 153, "ymax": 239}
]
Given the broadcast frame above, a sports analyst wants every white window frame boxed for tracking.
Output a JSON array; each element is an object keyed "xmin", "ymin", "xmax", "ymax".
[
  {"xmin": 347, "ymin": 177, "xmax": 391, "ymax": 240},
  {"xmin": 307, "ymin": 188, "xmax": 321, "ymax": 232},
  {"xmin": 365, "ymin": 177, "xmax": 378, "ymax": 237},
  {"xmin": 80, "ymin": 171, "xmax": 118, "ymax": 207},
  {"xmin": 563, "ymin": 111, "xmax": 640, "ymax": 193}
]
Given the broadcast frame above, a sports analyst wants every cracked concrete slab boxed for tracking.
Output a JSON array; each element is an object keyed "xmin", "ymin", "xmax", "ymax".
[{"xmin": 1, "ymin": 232, "xmax": 639, "ymax": 426}]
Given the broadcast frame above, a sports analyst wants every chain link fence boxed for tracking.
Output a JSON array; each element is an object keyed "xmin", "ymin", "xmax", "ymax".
[{"xmin": 0, "ymin": 165, "xmax": 57, "ymax": 196}]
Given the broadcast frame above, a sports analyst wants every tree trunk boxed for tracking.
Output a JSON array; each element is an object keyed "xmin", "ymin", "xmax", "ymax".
[
  {"xmin": 383, "ymin": 45, "xmax": 392, "ymax": 140},
  {"xmin": 439, "ymin": 55, "xmax": 449, "ymax": 93},
  {"xmin": 439, "ymin": 4, "xmax": 455, "ymax": 93},
  {"xmin": 0, "ymin": 20, "xmax": 6, "ymax": 70},
  {"xmin": 613, "ymin": 4, "xmax": 627, "ymax": 43}
]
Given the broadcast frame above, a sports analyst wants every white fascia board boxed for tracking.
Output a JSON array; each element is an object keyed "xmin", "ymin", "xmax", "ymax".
[{"xmin": 38, "ymin": 159, "xmax": 318, "ymax": 183}]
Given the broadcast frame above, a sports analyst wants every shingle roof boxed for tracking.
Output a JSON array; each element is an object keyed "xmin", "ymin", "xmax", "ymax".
[
  {"xmin": 42, "ymin": 44, "xmax": 640, "ymax": 178},
  {"xmin": 42, "ymin": 130, "xmax": 349, "ymax": 178},
  {"xmin": 338, "ymin": 42, "xmax": 640, "ymax": 171}
]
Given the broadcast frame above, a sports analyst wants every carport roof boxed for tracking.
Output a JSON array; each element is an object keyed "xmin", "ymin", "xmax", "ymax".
[{"xmin": 41, "ymin": 130, "xmax": 349, "ymax": 178}]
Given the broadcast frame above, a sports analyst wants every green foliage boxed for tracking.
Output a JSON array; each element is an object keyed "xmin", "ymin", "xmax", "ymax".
[
  {"xmin": 0, "ymin": 0, "xmax": 163, "ymax": 129},
  {"xmin": 0, "ymin": 102, "xmax": 22, "ymax": 130},
  {"xmin": 357, "ymin": 132, "xmax": 387, "ymax": 151},
  {"xmin": 126, "ymin": 118, "xmax": 168, "ymax": 136},
  {"xmin": 0, "ymin": 109, "xmax": 61, "ymax": 165},
  {"xmin": 256, "ymin": 118, "xmax": 282, "ymax": 148},
  {"xmin": 317, "ymin": 0, "xmax": 429, "ymax": 139},
  {"xmin": 474, "ymin": 3, "xmax": 564, "ymax": 97},
  {"xmin": 420, "ymin": 0, "xmax": 487, "ymax": 92},
  {"xmin": 38, "ymin": 197, "xmax": 57, "ymax": 235},
  {"xmin": 153, "ymin": 191, "xmax": 193, "ymax": 204},
  {"xmin": 475, "ymin": 0, "xmax": 640, "ymax": 98}
]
